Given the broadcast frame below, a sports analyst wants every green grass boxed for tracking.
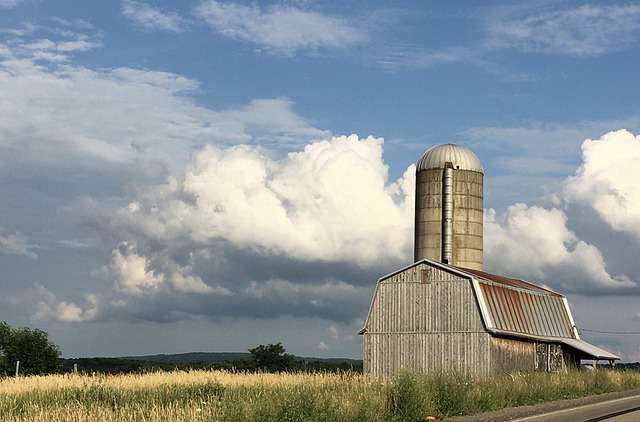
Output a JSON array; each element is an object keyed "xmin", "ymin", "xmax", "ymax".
[{"xmin": 1, "ymin": 369, "xmax": 640, "ymax": 421}]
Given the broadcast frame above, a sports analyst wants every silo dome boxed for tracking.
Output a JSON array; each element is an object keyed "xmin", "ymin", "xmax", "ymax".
[{"xmin": 417, "ymin": 143, "xmax": 483, "ymax": 173}]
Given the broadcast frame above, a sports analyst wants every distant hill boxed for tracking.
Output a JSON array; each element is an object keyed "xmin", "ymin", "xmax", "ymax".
[
  {"xmin": 61, "ymin": 352, "xmax": 363, "ymax": 374},
  {"xmin": 123, "ymin": 352, "xmax": 253, "ymax": 364},
  {"xmin": 123, "ymin": 352, "xmax": 362, "ymax": 366}
]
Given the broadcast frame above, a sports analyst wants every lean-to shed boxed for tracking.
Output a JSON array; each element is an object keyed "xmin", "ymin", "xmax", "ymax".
[{"xmin": 359, "ymin": 259, "xmax": 619, "ymax": 377}]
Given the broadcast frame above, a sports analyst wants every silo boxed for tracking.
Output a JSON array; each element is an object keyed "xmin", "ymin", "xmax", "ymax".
[{"xmin": 414, "ymin": 143, "xmax": 483, "ymax": 270}]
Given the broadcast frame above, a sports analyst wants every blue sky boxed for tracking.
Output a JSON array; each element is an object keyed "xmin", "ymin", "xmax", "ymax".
[{"xmin": 1, "ymin": 0, "xmax": 640, "ymax": 361}]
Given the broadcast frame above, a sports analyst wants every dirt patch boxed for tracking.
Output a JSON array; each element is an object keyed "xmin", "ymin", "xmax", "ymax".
[{"xmin": 442, "ymin": 389, "xmax": 640, "ymax": 421}]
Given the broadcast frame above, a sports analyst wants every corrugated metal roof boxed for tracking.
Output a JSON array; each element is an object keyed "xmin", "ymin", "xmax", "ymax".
[
  {"xmin": 416, "ymin": 143, "xmax": 483, "ymax": 173},
  {"xmin": 458, "ymin": 267, "xmax": 556, "ymax": 294},
  {"xmin": 456, "ymin": 266, "xmax": 577, "ymax": 339},
  {"xmin": 477, "ymin": 282, "xmax": 575, "ymax": 337}
]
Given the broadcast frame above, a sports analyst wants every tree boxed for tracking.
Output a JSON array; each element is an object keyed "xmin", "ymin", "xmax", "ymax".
[
  {"xmin": 0, "ymin": 322, "xmax": 61, "ymax": 376},
  {"xmin": 249, "ymin": 343, "xmax": 296, "ymax": 372}
]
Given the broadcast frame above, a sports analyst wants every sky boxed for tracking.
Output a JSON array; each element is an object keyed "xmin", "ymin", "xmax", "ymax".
[{"xmin": 1, "ymin": 0, "xmax": 640, "ymax": 361}]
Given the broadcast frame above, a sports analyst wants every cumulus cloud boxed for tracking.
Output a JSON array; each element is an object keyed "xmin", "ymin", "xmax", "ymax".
[
  {"xmin": 486, "ymin": 4, "xmax": 640, "ymax": 56},
  {"xmin": 70, "ymin": 134, "xmax": 413, "ymax": 323},
  {"xmin": 564, "ymin": 129, "xmax": 640, "ymax": 239},
  {"xmin": 195, "ymin": 0, "xmax": 367, "ymax": 55},
  {"xmin": 122, "ymin": 1, "xmax": 185, "ymax": 32},
  {"xmin": 0, "ymin": 228, "xmax": 37, "ymax": 259},
  {"xmin": 32, "ymin": 284, "xmax": 99, "ymax": 322},
  {"xmin": 484, "ymin": 203, "xmax": 634, "ymax": 292},
  {"xmin": 108, "ymin": 241, "xmax": 166, "ymax": 296},
  {"xmin": 116, "ymin": 135, "xmax": 414, "ymax": 265},
  {"xmin": 485, "ymin": 130, "xmax": 640, "ymax": 294},
  {"xmin": 105, "ymin": 241, "xmax": 226, "ymax": 296}
]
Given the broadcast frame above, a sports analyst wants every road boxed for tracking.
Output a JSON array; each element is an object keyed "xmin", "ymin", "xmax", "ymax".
[
  {"xmin": 511, "ymin": 393, "xmax": 640, "ymax": 421},
  {"xmin": 445, "ymin": 390, "xmax": 640, "ymax": 422}
]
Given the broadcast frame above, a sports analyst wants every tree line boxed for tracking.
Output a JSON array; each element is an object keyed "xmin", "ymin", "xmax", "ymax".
[
  {"xmin": 63, "ymin": 343, "xmax": 362, "ymax": 374},
  {"xmin": 1, "ymin": 322, "xmax": 361, "ymax": 376}
]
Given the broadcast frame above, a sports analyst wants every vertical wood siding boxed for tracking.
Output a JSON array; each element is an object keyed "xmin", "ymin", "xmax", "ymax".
[
  {"xmin": 490, "ymin": 337, "xmax": 536, "ymax": 375},
  {"xmin": 363, "ymin": 263, "xmax": 491, "ymax": 377}
]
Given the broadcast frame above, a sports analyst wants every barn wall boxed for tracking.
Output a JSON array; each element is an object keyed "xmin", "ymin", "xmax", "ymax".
[
  {"xmin": 364, "ymin": 332, "xmax": 492, "ymax": 377},
  {"xmin": 488, "ymin": 338, "xmax": 576, "ymax": 375},
  {"xmin": 490, "ymin": 337, "xmax": 536, "ymax": 376},
  {"xmin": 363, "ymin": 263, "xmax": 490, "ymax": 377},
  {"xmin": 536, "ymin": 343, "xmax": 573, "ymax": 372}
]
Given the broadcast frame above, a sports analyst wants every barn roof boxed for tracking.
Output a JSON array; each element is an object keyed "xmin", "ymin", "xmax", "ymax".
[
  {"xmin": 456, "ymin": 266, "xmax": 576, "ymax": 338},
  {"xmin": 451, "ymin": 263, "xmax": 620, "ymax": 361}
]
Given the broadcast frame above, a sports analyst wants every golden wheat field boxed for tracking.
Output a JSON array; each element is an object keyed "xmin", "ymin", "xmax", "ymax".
[{"xmin": 1, "ymin": 369, "xmax": 640, "ymax": 421}]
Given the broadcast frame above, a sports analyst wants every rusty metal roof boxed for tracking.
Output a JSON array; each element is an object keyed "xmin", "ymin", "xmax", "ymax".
[
  {"xmin": 457, "ymin": 267, "xmax": 556, "ymax": 294},
  {"xmin": 454, "ymin": 266, "xmax": 577, "ymax": 339}
]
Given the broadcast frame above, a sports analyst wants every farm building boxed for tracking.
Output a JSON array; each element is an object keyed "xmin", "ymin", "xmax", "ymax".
[
  {"xmin": 360, "ymin": 143, "xmax": 619, "ymax": 377},
  {"xmin": 359, "ymin": 259, "xmax": 619, "ymax": 377}
]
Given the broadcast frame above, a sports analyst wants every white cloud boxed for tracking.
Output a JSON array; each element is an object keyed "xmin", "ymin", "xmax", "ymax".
[
  {"xmin": 486, "ymin": 4, "xmax": 640, "ymax": 56},
  {"xmin": 32, "ymin": 284, "xmax": 99, "ymax": 322},
  {"xmin": 0, "ymin": 228, "xmax": 37, "ymax": 259},
  {"xmin": 195, "ymin": 0, "xmax": 367, "ymax": 56},
  {"xmin": 104, "ymin": 241, "xmax": 231, "ymax": 297},
  {"xmin": 565, "ymin": 129, "xmax": 640, "ymax": 239},
  {"xmin": 0, "ymin": 35, "xmax": 327, "ymax": 183},
  {"xmin": 109, "ymin": 241, "xmax": 165, "ymax": 296},
  {"xmin": 169, "ymin": 263, "xmax": 232, "ymax": 295},
  {"xmin": 484, "ymin": 204, "xmax": 634, "ymax": 292},
  {"xmin": 117, "ymin": 135, "xmax": 414, "ymax": 265},
  {"xmin": 122, "ymin": 1, "xmax": 185, "ymax": 32}
]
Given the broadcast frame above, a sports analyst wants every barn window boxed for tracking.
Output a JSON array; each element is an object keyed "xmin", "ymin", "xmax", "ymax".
[{"xmin": 420, "ymin": 269, "xmax": 431, "ymax": 284}]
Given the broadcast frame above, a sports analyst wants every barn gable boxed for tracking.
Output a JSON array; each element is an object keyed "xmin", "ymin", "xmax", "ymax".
[
  {"xmin": 360, "ymin": 259, "xmax": 619, "ymax": 377},
  {"xmin": 360, "ymin": 260, "xmax": 491, "ymax": 377}
]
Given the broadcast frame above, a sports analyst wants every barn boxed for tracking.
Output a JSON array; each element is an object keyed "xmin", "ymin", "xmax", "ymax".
[
  {"xmin": 359, "ymin": 259, "xmax": 619, "ymax": 377},
  {"xmin": 359, "ymin": 143, "xmax": 619, "ymax": 377}
]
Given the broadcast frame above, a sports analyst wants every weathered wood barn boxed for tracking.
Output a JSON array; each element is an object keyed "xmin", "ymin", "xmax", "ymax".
[
  {"xmin": 359, "ymin": 259, "xmax": 619, "ymax": 377},
  {"xmin": 360, "ymin": 143, "xmax": 619, "ymax": 377}
]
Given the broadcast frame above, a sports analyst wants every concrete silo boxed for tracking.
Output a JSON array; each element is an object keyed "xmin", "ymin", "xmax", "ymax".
[{"xmin": 414, "ymin": 143, "xmax": 483, "ymax": 270}]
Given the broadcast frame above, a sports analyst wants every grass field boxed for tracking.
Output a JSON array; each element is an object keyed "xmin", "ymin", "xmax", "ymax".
[{"xmin": 1, "ymin": 369, "xmax": 640, "ymax": 421}]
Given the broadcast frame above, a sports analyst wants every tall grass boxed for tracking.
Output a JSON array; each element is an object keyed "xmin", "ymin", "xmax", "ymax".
[{"xmin": 1, "ymin": 369, "xmax": 640, "ymax": 421}]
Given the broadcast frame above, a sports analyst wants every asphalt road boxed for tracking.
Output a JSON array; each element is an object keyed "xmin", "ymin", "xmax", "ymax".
[
  {"xmin": 511, "ymin": 394, "xmax": 640, "ymax": 421},
  {"xmin": 444, "ymin": 389, "xmax": 640, "ymax": 422}
]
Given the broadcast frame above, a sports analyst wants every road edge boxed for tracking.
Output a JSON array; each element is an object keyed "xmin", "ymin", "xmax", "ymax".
[{"xmin": 443, "ymin": 389, "xmax": 640, "ymax": 421}]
